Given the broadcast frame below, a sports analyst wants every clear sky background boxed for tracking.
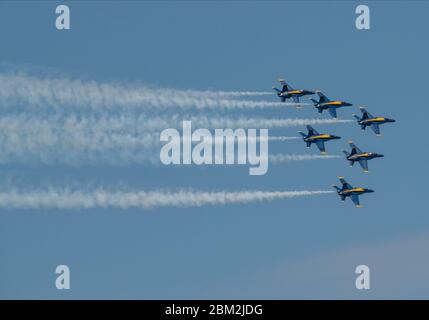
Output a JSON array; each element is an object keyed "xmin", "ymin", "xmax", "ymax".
[{"xmin": 0, "ymin": 1, "xmax": 428, "ymax": 299}]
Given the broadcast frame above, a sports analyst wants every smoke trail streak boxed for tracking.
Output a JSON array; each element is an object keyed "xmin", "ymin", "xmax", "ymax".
[
  {"xmin": 0, "ymin": 114, "xmax": 302, "ymax": 150},
  {"xmin": 269, "ymin": 154, "xmax": 342, "ymax": 164},
  {"xmin": 0, "ymin": 74, "xmax": 304, "ymax": 111},
  {"xmin": 80, "ymin": 114, "xmax": 352, "ymax": 130},
  {"xmin": 0, "ymin": 114, "xmax": 348, "ymax": 164},
  {"xmin": 191, "ymin": 117, "xmax": 353, "ymax": 128},
  {"xmin": 201, "ymin": 91, "xmax": 273, "ymax": 97},
  {"xmin": 0, "ymin": 117, "xmax": 300, "ymax": 165},
  {"xmin": 259, "ymin": 136, "xmax": 300, "ymax": 141},
  {"xmin": 0, "ymin": 114, "xmax": 159, "ymax": 164},
  {"xmin": 0, "ymin": 114, "xmax": 353, "ymax": 136},
  {"xmin": 0, "ymin": 189, "xmax": 334, "ymax": 209}
]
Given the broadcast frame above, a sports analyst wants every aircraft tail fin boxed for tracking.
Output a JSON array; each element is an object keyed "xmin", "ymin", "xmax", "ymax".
[
  {"xmin": 317, "ymin": 91, "xmax": 329, "ymax": 103},
  {"xmin": 359, "ymin": 107, "xmax": 372, "ymax": 119},
  {"xmin": 332, "ymin": 185, "xmax": 341, "ymax": 193},
  {"xmin": 353, "ymin": 114, "xmax": 361, "ymax": 123},
  {"xmin": 272, "ymin": 87, "xmax": 281, "ymax": 93},
  {"xmin": 310, "ymin": 98, "xmax": 318, "ymax": 105},
  {"xmin": 306, "ymin": 125, "xmax": 317, "ymax": 135},
  {"xmin": 342, "ymin": 150, "xmax": 350, "ymax": 157},
  {"xmin": 298, "ymin": 131, "xmax": 307, "ymax": 138}
]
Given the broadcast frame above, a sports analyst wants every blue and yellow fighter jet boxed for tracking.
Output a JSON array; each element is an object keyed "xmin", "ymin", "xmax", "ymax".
[
  {"xmin": 310, "ymin": 91, "xmax": 352, "ymax": 119},
  {"xmin": 332, "ymin": 177, "xmax": 374, "ymax": 208},
  {"xmin": 298, "ymin": 125, "xmax": 341, "ymax": 154},
  {"xmin": 353, "ymin": 107, "xmax": 396, "ymax": 136},
  {"xmin": 342, "ymin": 141, "xmax": 384, "ymax": 172},
  {"xmin": 272, "ymin": 79, "xmax": 315, "ymax": 103}
]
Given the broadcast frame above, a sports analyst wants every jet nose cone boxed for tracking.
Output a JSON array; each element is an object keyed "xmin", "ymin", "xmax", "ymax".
[
  {"xmin": 307, "ymin": 90, "xmax": 315, "ymax": 95},
  {"xmin": 334, "ymin": 136, "xmax": 341, "ymax": 139},
  {"xmin": 378, "ymin": 154, "xmax": 385, "ymax": 158},
  {"xmin": 367, "ymin": 189, "xmax": 375, "ymax": 193},
  {"xmin": 390, "ymin": 119, "xmax": 396, "ymax": 123},
  {"xmin": 346, "ymin": 103, "xmax": 353, "ymax": 106}
]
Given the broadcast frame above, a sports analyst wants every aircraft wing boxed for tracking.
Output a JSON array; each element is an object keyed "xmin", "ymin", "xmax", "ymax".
[
  {"xmin": 358, "ymin": 159, "xmax": 369, "ymax": 172},
  {"xmin": 339, "ymin": 177, "xmax": 352, "ymax": 189},
  {"xmin": 315, "ymin": 140, "xmax": 326, "ymax": 153},
  {"xmin": 370, "ymin": 124, "xmax": 381, "ymax": 135},
  {"xmin": 328, "ymin": 106, "xmax": 337, "ymax": 119},
  {"xmin": 350, "ymin": 194, "xmax": 361, "ymax": 207}
]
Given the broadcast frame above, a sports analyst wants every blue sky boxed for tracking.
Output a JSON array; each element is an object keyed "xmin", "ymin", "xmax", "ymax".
[{"xmin": 0, "ymin": 1, "xmax": 428, "ymax": 299}]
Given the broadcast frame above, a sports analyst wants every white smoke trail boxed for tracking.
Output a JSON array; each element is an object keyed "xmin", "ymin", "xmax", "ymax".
[
  {"xmin": 269, "ymin": 154, "xmax": 342, "ymax": 163},
  {"xmin": 264, "ymin": 136, "xmax": 300, "ymax": 141},
  {"xmin": 0, "ymin": 114, "xmax": 348, "ymax": 164},
  {"xmin": 0, "ymin": 114, "xmax": 352, "ymax": 138},
  {"xmin": 192, "ymin": 117, "xmax": 353, "ymax": 128},
  {"xmin": 0, "ymin": 114, "xmax": 163, "ymax": 164},
  {"xmin": 0, "ymin": 74, "xmax": 303, "ymax": 111},
  {"xmin": 0, "ymin": 189, "xmax": 334, "ymax": 209},
  {"xmin": 235, "ymin": 136, "xmax": 299, "ymax": 142},
  {"xmin": 199, "ymin": 91, "xmax": 273, "ymax": 97},
  {"xmin": 0, "ymin": 114, "xmax": 302, "ymax": 149}
]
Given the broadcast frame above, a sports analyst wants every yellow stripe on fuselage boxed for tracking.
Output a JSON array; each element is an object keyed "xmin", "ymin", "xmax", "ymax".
[
  {"xmin": 326, "ymin": 101, "xmax": 343, "ymax": 105},
  {"xmin": 310, "ymin": 134, "xmax": 331, "ymax": 139},
  {"xmin": 343, "ymin": 188, "xmax": 365, "ymax": 193},
  {"xmin": 366, "ymin": 117, "xmax": 386, "ymax": 122},
  {"xmin": 288, "ymin": 90, "xmax": 303, "ymax": 94},
  {"xmin": 357, "ymin": 153, "xmax": 370, "ymax": 157}
]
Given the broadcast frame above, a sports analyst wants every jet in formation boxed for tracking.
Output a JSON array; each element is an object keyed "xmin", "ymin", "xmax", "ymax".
[
  {"xmin": 353, "ymin": 107, "xmax": 396, "ymax": 136},
  {"xmin": 272, "ymin": 79, "xmax": 315, "ymax": 103},
  {"xmin": 332, "ymin": 177, "xmax": 374, "ymax": 207},
  {"xmin": 310, "ymin": 91, "xmax": 352, "ymax": 119},
  {"xmin": 298, "ymin": 125, "xmax": 341, "ymax": 154},
  {"xmin": 342, "ymin": 141, "xmax": 384, "ymax": 172}
]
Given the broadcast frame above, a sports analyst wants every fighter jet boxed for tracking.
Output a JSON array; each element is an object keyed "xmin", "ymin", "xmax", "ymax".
[
  {"xmin": 342, "ymin": 141, "xmax": 384, "ymax": 172},
  {"xmin": 298, "ymin": 125, "xmax": 341, "ymax": 154},
  {"xmin": 332, "ymin": 177, "xmax": 374, "ymax": 208},
  {"xmin": 272, "ymin": 79, "xmax": 315, "ymax": 103},
  {"xmin": 353, "ymin": 107, "xmax": 396, "ymax": 136},
  {"xmin": 310, "ymin": 91, "xmax": 352, "ymax": 119}
]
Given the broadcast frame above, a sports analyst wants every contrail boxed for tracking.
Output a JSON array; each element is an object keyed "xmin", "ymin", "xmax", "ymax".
[
  {"xmin": 0, "ymin": 114, "xmax": 162, "ymax": 164},
  {"xmin": 0, "ymin": 114, "xmax": 353, "ymax": 138},
  {"xmin": 263, "ymin": 136, "xmax": 300, "ymax": 141},
  {"xmin": 0, "ymin": 189, "xmax": 334, "ymax": 209},
  {"xmin": 190, "ymin": 117, "xmax": 353, "ymax": 128},
  {"xmin": 233, "ymin": 136, "xmax": 299, "ymax": 142},
  {"xmin": 0, "ymin": 74, "xmax": 304, "ymax": 111},
  {"xmin": 0, "ymin": 114, "xmax": 301, "ymax": 149},
  {"xmin": 197, "ymin": 90, "xmax": 273, "ymax": 97},
  {"xmin": 0, "ymin": 114, "xmax": 347, "ymax": 164},
  {"xmin": 115, "ymin": 115, "xmax": 352, "ymax": 129},
  {"xmin": 269, "ymin": 154, "xmax": 342, "ymax": 163}
]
